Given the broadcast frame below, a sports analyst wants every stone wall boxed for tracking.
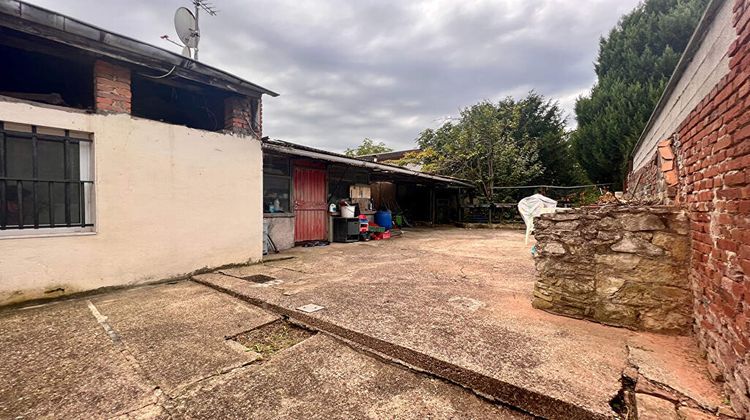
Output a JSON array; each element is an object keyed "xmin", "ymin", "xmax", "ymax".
[{"xmin": 532, "ymin": 206, "xmax": 691, "ymax": 334}]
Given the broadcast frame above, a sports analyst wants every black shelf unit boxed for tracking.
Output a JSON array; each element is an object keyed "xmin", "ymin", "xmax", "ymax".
[{"xmin": 333, "ymin": 217, "xmax": 360, "ymax": 243}]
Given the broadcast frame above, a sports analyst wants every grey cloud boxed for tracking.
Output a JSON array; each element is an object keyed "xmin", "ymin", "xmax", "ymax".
[{"xmin": 28, "ymin": 0, "xmax": 639, "ymax": 151}]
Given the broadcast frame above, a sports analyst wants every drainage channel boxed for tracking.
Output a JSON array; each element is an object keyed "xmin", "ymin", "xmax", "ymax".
[{"xmin": 192, "ymin": 276, "xmax": 608, "ymax": 420}]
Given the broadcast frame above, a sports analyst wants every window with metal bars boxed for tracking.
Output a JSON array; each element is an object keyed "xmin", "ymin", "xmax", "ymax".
[
  {"xmin": 0, "ymin": 121, "xmax": 94, "ymax": 233},
  {"xmin": 263, "ymin": 155, "xmax": 291, "ymax": 214}
]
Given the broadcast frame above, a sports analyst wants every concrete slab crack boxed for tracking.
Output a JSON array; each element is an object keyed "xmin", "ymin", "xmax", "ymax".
[
  {"xmin": 169, "ymin": 358, "xmax": 260, "ymax": 399},
  {"xmin": 87, "ymin": 300, "xmax": 123, "ymax": 346},
  {"xmin": 192, "ymin": 276, "xmax": 612, "ymax": 420},
  {"xmin": 107, "ymin": 388, "xmax": 167, "ymax": 419},
  {"xmin": 86, "ymin": 300, "xmax": 163, "ymax": 410},
  {"xmin": 624, "ymin": 344, "xmax": 730, "ymax": 418}
]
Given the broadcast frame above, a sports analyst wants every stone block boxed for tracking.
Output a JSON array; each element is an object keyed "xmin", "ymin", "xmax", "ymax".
[
  {"xmin": 553, "ymin": 220, "xmax": 581, "ymax": 231},
  {"xmin": 558, "ymin": 235, "xmax": 585, "ymax": 246},
  {"xmin": 593, "ymin": 302, "xmax": 638, "ymax": 326},
  {"xmin": 532, "ymin": 288, "xmax": 553, "ymax": 302},
  {"xmin": 598, "ymin": 216, "xmax": 621, "ymax": 230},
  {"xmin": 545, "ymin": 212, "xmax": 581, "ymax": 221},
  {"xmin": 652, "ymin": 232, "xmax": 690, "ymax": 260},
  {"xmin": 557, "ymin": 277, "xmax": 596, "ymax": 295},
  {"xmin": 640, "ymin": 307, "xmax": 692, "ymax": 334},
  {"xmin": 531, "ymin": 297, "xmax": 554, "ymax": 310},
  {"xmin": 610, "ymin": 283, "xmax": 688, "ymax": 307},
  {"xmin": 619, "ymin": 213, "xmax": 667, "ymax": 231},
  {"xmin": 541, "ymin": 242, "xmax": 566, "ymax": 255},
  {"xmin": 596, "ymin": 230, "xmax": 622, "ymax": 241},
  {"xmin": 596, "ymin": 275, "xmax": 626, "ymax": 298},
  {"xmin": 611, "ymin": 236, "xmax": 665, "ymax": 256},
  {"xmin": 594, "ymin": 253, "xmax": 642, "ymax": 270}
]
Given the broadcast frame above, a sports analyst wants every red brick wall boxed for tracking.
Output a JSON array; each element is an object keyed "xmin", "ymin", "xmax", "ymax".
[
  {"xmin": 626, "ymin": 142, "xmax": 680, "ymax": 204},
  {"xmin": 627, "ymin": 153, "xmax": 662, "ymax": 200},
  {"xmin": 93, "ymin": 60, "xmax": 131, "ymax": 114},
  {"xmin": 224, "ymin": 96, "xmax": 262, "ymax": 137},
  {"xmin": 675, "ymin": 0, "xmax": 750, "ymax": 415}
]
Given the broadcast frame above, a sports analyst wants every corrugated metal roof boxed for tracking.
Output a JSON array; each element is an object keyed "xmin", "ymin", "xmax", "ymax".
[{"xmin": 262, "ymin": 139, "xmax": 474, "ymax": 188}]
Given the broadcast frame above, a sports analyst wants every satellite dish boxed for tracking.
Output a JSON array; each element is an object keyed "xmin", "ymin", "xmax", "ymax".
[
  {"xmin": 181, "ymin": 45, "xmax": 192, "ymax": 58},
  {"xmin": 174, "ymin": 7, "xmax": 199, "ymax": 48}
]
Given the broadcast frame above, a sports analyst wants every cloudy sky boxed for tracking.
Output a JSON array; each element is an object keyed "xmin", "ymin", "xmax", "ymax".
[{"xmin": 29, "ymin": 0, "xmax": 639, "ymax": 152}]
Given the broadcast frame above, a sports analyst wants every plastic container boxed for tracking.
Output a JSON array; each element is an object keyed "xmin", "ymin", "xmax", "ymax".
[
  {"xmin": 374, "ymin": 210, "xmax": 393, "ymax": 229},
  {"xmin": 341, "ymin": 205, "xmax": 355, "ymax": 218}
]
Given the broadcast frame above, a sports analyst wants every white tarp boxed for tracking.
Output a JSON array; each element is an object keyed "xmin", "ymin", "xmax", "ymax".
[{"xmin": 517, "ymin": 194, "xmax": 557, "ymax": 244}]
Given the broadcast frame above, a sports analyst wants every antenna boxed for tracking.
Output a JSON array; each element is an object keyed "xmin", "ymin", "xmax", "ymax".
[
  {"xmin": 190, "ymin": 0, "xmax": 218, "ymax": 60},
  {"xmin": 167, "ymin": 1, "xmax": 218, "ymax": 61},
  {"xmin": 194, "ymin": 0, "xmax": 218, "ymax": 17}
]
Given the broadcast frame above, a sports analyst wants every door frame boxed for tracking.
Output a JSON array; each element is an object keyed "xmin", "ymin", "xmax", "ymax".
[{"xmin": 292, "ymin": 160, "xmax": 328, "ymax": 243}]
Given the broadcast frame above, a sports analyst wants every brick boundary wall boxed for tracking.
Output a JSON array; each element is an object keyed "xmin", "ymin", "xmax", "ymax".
[
  {"xmin": 627, "ymin": 139, "xmax": 681, "ymax": 204},
  {"xmin": 679, "ymin": 1, "xmax": 750, "ymax": 413},
  {"xmin": 627, "ymin": 1, "xmax": 750, "ymax": 414},
  {"xmin": 628, "ymin": 152, "xmax": 664, "ymax": 202},
  {"xmin": 93, "ymin": 60, "xmax": 131, "ymax": 114}
]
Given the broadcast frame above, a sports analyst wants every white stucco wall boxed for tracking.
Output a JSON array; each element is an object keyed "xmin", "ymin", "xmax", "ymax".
[
  {"xmin": 632, "ymin": 0, "xmax": 734, "ymax": 170},
  {"xmin": 0, "ymin": 99, "xmax": 263, "ymax": 305}
]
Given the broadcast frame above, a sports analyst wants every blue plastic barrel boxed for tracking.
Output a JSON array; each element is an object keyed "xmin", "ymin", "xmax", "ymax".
[{"xmin": 375, "ymin": 210, "xmax": 393, "ymax": 229}]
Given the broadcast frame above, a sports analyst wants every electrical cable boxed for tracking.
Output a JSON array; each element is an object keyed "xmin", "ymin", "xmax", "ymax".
[{"xmin": 139, "ymin": 66, "xmax": 177, "ymax": 79}]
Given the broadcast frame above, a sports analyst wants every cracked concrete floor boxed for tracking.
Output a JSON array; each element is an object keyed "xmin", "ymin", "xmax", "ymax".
[
  {"xmin": 196, "ymin": 227, "xmax": 727, "ymax": 419},
  {"xmin": 0, "ymin": 280, "xmax": 527, "ymax": 419}
]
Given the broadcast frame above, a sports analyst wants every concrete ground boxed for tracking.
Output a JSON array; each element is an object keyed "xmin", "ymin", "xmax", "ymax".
[
  {"xmin": 195, "ymin": 228, "xmax": 729, "ymax": 419},
  {"xmin": 0, "ymin": 227, "xmax": 728, "ymax": 419},
  {"xmin": 0, "ymin": 279, "xmax": 526, "ymax": 419}
]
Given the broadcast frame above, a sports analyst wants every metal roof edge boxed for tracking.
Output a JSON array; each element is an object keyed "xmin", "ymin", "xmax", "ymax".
[
  {"xmin": 0, "ymin": 0, "xmax": 279, "ymax": 97},
  {"xmin": 262, "ymin": 139, "xmax": 474, "ymax": 188}
]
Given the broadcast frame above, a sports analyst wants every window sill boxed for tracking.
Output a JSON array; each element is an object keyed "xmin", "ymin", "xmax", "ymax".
[
  {"xmin": 264, "ymin": 213, "xmax": 294, "ymax": 218},
  {"xmin": 0, "ymin": 227, "xmax": 95, "ymax": 240}
]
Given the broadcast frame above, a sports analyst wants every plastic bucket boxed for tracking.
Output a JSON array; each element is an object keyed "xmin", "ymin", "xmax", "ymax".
[{"xmin": 341, "ymin": 205, "xmax": 355, "ymax": 218}]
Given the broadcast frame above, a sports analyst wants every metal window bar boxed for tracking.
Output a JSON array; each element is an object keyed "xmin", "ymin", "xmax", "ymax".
[
  {"xmin": 16, "ymin": 180, "xmax": 22, "ymax": 229},
  {"xmin": 0, "ymin": 121, "xmax": 5, "ymax": 229},
  {"xmin": 31, "ymin": 126, "xmax": 39, "ymax": 229},
  {"xmin": 79, "ymin": 181, "xmax": 85, "ymax": 228},
  {"xmin": 64, "ymin": 130, "xmax": 70, "ymax": 227},
  {"xmin": 0, "ymin": 123, "xmax": 93, "ymax": 230},
  {"xmin": 48, "ymin": 181, "xmax": 54, "ymax": 228}
]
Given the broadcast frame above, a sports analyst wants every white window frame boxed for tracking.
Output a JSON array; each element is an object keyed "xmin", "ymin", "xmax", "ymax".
[{"xmin": 0, "ymin": 122, "xmax": 95, "ymax": 239}]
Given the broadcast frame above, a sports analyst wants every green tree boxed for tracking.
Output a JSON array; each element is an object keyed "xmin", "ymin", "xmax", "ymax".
[
  {"xmin": 344, "ymin": 138, "xmax": 393, "ymax": 156},
  {"xmin": 411, "ymin": 98, "xmax": 543, "ymax": 201},
  {"xmin": 515, "ymin": 92, "xmax": 588, "ymax": 185},
  {"xmin": 572, "ymin": 0, "xmax": 708, "ymax": 188}
]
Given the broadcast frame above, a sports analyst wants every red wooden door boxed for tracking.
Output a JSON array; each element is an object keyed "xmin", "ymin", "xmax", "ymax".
[{"xmin": 293, "ymin": 164, "xmax": 327, "ymax": 242}]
